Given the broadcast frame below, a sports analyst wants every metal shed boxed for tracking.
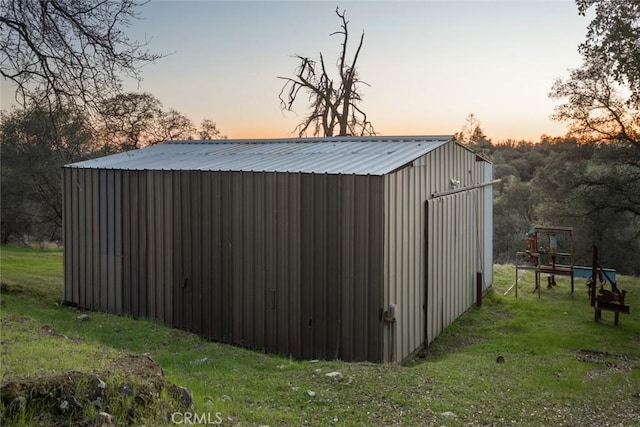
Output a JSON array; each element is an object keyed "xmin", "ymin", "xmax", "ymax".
[{"xmin": 63, "ymin": 136, "xmax": 493, "ymax": 363}]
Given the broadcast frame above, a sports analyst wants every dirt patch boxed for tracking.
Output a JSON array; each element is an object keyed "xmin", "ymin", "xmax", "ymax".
[
  {"xmin": 573, "ymin": 348, "xmax": 639, "ymax": 364},
  {"xmin": 40, "ymin": 324, "xmax": 67, "ymax": 339},
  {"xmin": 584, "ymin": 362, "xmax": 634, "ymax": 380},
  {"xmin": 573, "ymin": 349, "xmax": 640, "ymax": 381}
]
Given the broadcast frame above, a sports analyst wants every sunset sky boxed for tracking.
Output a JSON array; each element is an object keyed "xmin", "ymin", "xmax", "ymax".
[{"xmin": 3, "ymin": 1, "xmax": 594, "ymax": 142}]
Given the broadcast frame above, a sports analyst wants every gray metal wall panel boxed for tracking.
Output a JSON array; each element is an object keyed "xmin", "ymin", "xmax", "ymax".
[
  {"xmin": 426, "ymin": 190, "xmax": 481, "ymax": 342},
  {"xmin": 483, "ymin": 162, "xmax": 494, "ymax": 288},
  {"xmin": 383, "ymin": 140, "xmax": 489, "ymax": 363}
]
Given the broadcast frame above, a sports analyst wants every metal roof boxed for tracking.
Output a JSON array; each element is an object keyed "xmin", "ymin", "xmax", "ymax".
[{"xmin": 67, "ymin": 135, "xmax": 455, "ymax": 175}]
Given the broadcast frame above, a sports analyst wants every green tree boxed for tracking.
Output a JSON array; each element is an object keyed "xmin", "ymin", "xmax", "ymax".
[
  {"xmin": 278, "ymin": 7, "xmax": 374, "ymax": 137},
  {"xmin": 493, "ymin": 180, "xmax": 539, "ymax": 263},
  {"xmin": 550, "ymin": 1, "xmax": 639, "ymax": 144},
  {"xmin": 532, "ymin": 147, "xmax": 640, "ymax": 274},
  {"xmin": 550, "ymin": 60, "xmax": 639, "ymax": 145},
  {"xmin": 0, "ymin": 106, "xmax": 93, "ymax": 243},
  {"xmin": 577, "ymin": 0, "xmax": 640, "ymax": 106}
]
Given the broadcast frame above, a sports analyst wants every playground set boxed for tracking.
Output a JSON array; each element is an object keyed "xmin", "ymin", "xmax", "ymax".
[{"xmin": 514, "ymin": 226, "xmax": 630, "ymax": 325}]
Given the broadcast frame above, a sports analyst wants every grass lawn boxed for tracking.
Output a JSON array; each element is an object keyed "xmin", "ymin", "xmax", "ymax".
[{"xmin": 1, "ymin": 246, "xmax": 639, "ymax": 426}]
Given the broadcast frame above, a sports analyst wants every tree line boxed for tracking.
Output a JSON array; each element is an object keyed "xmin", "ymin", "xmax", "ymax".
[
  {"xmin": 0, "ymin": 94, "xmax": 225, "ymax": 244},
  {"xmin": 470, "ymin": 133, "xmax": 639, "ymax": 275}
]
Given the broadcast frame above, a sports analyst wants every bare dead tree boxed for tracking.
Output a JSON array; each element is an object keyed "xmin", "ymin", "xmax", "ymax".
[
  {"xmin": 278, "ymin": 7, "xmax": 374, "ymax": 137},
  {"xmin": 0, "ymin": 0, "xmax": 162, "ymax": 116}
]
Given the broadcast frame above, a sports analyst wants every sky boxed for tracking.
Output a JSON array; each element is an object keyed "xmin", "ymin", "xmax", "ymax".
[{"xmin": 3, "ymin": 0, "xmax": 593, "ymax": 142}]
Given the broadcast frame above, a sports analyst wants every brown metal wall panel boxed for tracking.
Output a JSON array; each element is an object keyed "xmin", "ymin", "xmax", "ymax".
[
  {"xmin": 71, "ymin": 169, "xmax": 80, "ymax": 304},
  {"xmin": 131, "ymin": 171, "xmax": 140, "ymax": 317},
  {"xmin": 91, "ymin": 170, "xmax": 100, "ymax": 311},
  {"xmin": 201, "ymin": 172, "xmax": 213, "ymax": 337},
  {"xmin": 171, "ymin": 171, "xmax": 183, "ymax": 328},
  {"xmin": 339, "ymin": 175, "xmax": 355, "ymax": 361},
  {"xmin": 100, "ymin": 170, "xmax": 110, "ymax": 312},
  {"xmin": 299, "ymin": 173, "xmax": 315, "ymax": 359},
  {"xmin": 66, "ymin": 166, "xmax": 388, "ymax": 363},
  {"xmin": 264, "ymin": 172, "xmax": 278, "ymax": 353},
  {"xmin": 108, "ymin": 170, "xmax": 120, "ymax": 312},
  {"xmin": 78, "ymin": 169, "xmax": 88, "ymax": 308},
  {"xmin": 220, "ymin": 172, "xmax": 234, "ymax": 342},
  {"xmin": 253, "ymin": 173, "xmax": 267, "ymax": 350},
  {"xmin": 85, "ymin": 169, "xmax": 96, "ymax": 311},
  {"xmin": 312, "ymin": 175, "xmax": 328, "ymax": 359},
  {"xmin": 231, "ymin": 172, "xmax": 244, "ymax": 344},
  {"xmin": 163, "ymin": 171, "xmax": 174, "ymax": 325},
  {"xmin": 155, "ymin": 170, "xmax": 166, "ymax": 322},
  {"xmin": 62, "ymin": 168, "xmax": 73, "ymax": 304},
  {"xmin": 274, "ymin": 173, "xmax": 288, "ymax": 354},
  {"xmin": 367, "ymin": 176, "xmax": 385, "ymax": 362},
  {"xmin": 279, "ymin": 173, "xmax": 384, "ymax": 362},
  {"xmin": 352, "ymin": 177, "xmax": 368, "ymax": 361},
  {"xmin": 62, "ymin": 168, "xmax": 121, "ymax": 313},
  {"xmin": 107, "ymin": 171, "xmax": 117, "ymax": 313},
  {"xmin": 325, "ymin": 175, "xmax": 342, "ymax": 360},
  {"xmin": 121, "ymin": 171, "xmax": 131, "ymax": 315},
  {"xmin": 177, "ymin": 171, "xmax": 191, "ymax": 329},
  {"xmin": 242, "ymin": 173, "xmax": 255, "ymax": 346},
  {"xmin": 287, "ymin": 173, "xmax": 302, "ymax": 358},
  {"xmin": 191, "ymin": 171, "xmax": 203, "ymax": 334},
  {"xmin": 147, "ymin": 171, "xmax": 157, "ymax": 320},
  {"xmin": 114, "ymin": 172, "xmax": 123, "ymax": 314},
  {"xmin": 208, "ymin": 172, "xmax": 222, "ymax": 340}
]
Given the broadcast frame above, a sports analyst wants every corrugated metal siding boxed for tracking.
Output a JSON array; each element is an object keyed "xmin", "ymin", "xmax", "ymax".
[
  {"xmin": 63, "ymin": 168, "xmax": 124, "ymax": 314},
  {"xmin": 63, "ymin": 168, "xmax": 384, "ymax": 362},
  {"xmin": 383, "ymin": 140, "xmax": 488, "ymax": 362},
  {"xmin": 425, "ymin": 190, "xmax": 483, "ymax": 343},
  {"xmin": 482, "ymin": 162, "xmax": 494, "ymax": 288}
]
